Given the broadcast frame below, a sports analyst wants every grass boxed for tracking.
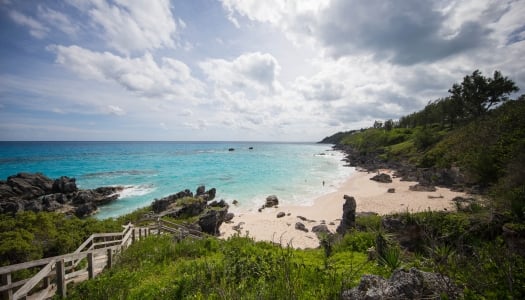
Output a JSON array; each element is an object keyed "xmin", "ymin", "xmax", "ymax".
[{"xmin": 65, "ymin": 234, "xmax": 386, "ymax": 299}]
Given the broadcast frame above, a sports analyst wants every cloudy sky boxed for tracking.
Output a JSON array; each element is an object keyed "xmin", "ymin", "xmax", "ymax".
[{"xmin": 0, "ymin": 0, "xmax": 524, "ymax": 141}]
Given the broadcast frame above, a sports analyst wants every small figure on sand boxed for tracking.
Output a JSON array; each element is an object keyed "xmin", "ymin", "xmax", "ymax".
[{"xmin": 323, "ymin": 180, "xmax": 325, "ymax": 186}]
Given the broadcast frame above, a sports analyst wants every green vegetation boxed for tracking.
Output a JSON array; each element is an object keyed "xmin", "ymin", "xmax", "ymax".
[
  {"xmin": 2, "ymin": 70, "xmax": 524, "ymax": 298},
  {"xmin": 65, "ymin": 234, "xmax": 387, "ymax": 299},
  {"xmin": 0, "ymin": 211, "xmax": 122, "ymax": 266},
  {"xmin": 323, "ymin": 70, "xmax": 524, "ymax": 221}
]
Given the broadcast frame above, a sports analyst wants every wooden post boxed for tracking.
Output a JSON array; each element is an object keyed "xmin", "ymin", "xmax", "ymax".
[
  {"xmin": 132, "ymin": 228, "xmax": 136, "ymax": 243},
  {"xmin": 1, "ymin": 273, "xmax": 13, "ymax": 300},
  {"xmin": 43, "ymin": 275, "xmax": 50, "ymax": 289},
  {"xmin": 87, "ymin": 253, "xmax": 94, "ymax": 279},
  {"xmin": 139, "ymin": 228, "xmax": 143, "ymax": 240},
  {"xmin": 106, "ymin": 249, "xmax": 113, "ymax": 269},
  {"xmin": 157, "ymin": 218, "xmax": 161, "ymax": 236},
  {"xmin": 56, "ymin": 259, "xmax": 66, "ymax": 298}
]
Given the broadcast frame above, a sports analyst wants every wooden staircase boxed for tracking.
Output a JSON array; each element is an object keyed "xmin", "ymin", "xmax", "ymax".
[{"xmin": 0, "ymin": 219, "xmax": 202, "ymax": 300}]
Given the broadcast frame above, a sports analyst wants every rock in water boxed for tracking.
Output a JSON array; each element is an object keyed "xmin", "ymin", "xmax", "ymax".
[
  {"xmin": 341, "ymin": 268, "xmax": 460, "ymax": 299},
  {"xmin": 265, "ymin": 195, "xmax": 279, "ymax": 208},
  {"xmin": 336, "ymin": 195, "xmax": 356, "ymax": 235}
]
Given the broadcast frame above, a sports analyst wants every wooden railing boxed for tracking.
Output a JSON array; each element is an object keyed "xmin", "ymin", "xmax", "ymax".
[{"xmin": 0, "ymin": 219, "xmax": 203, "ymax": 300}]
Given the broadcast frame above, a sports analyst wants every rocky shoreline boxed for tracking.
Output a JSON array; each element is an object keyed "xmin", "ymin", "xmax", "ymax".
[
  {"xmin": 0, "ymin": 172, "xmax": 232, "ymax": 236},
  {"xmin": 0, "ymin": 173, "xmax": 123, "ymax": 217},
  {"xmin": 332, "ymin": 143, "xmax": 479, "ymax": 194}
]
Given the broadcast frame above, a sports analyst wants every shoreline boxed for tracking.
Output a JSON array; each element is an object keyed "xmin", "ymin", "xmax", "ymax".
[{"xmin": 220, "ymin": 169, "xmax": 468, "ymax": 249}]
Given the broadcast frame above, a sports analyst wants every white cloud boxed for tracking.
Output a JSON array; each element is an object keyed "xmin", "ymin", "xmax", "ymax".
[
  {"xmin": 68, "ymin": 0, "xmax": 178, "ymax": 54},
  {"xmin": 200, "ymin": 52, "xmax": 281, "ymax": 93},
  {"xmin": 8, "ymin": 10, "xmax": 49, "ymax": 38},
  {"xmin": 50, "ymin": 45, "xmax": 205, "ymax": 101},
  {"xmin": 37, "ymin": 5, "xmax": 79, "ymax": 37},
  {"xmin": 107, "ymin": 105, "xmax": 125, "ymax": 116}
]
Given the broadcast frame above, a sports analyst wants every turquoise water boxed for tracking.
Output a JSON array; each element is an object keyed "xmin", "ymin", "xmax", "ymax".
[{"xmin": 0, "ymin": 142, "xmax": 351, "ymax": 218}]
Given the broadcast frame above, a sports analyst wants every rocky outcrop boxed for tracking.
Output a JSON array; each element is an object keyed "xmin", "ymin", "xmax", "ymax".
[
  {"xmin": 151, "ymin": 185, "xmax": 230, "ymax": 236},
  {"xmin": 0, "ymin": 173, "xmax": 123, "ymax": 217},
  {"xmin": 370, "ymin": 173, "xmax": 392, "ymax": 183},
  {"xmin": 151, "ymin": 189, "xmax": 193, "ymax": 213},
  {"xmin": 198, "ymin": 208, "xmax": 228, "ymax": 235},
  {"xmin": 332, "ymin": 144, "xmax": 472, "ymax": 192},
  {"xmin": 336, "ymin": 195, "xmax": 357, "ymax": 235},
  {"xmin": 341, "ymin": 268, "xmax": 460, "ymax": 299}
]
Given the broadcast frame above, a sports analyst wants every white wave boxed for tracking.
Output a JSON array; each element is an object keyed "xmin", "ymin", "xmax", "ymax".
[{"xmin": 118, "ymin": 184, "xmax": 156, "ymax": 199}]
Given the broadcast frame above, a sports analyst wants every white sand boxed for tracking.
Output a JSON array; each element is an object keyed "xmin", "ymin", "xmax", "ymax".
[{"xmin": 219, "ymin": 169, "xmax": 467, "ymax": 249}]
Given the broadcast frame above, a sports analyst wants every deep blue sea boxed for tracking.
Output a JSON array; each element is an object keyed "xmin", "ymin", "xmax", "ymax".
[{"xmin": 0, "ymin": 142, "xmax": 351, "ymax": 218}]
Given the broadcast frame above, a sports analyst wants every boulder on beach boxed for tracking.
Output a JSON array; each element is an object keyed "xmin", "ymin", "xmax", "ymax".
[
  {"xmin": 409, "ymin": 184, "xmax": 437, "ymax": 192},
  {"xmin": 370, "ymin": 173, "xmax": 392, "ymax": 183},
  {"xmin": 277, "ymin": 212, "xmax": 286, "ymax": 218},
  {"xmin": 295, "ymin": 222, "xmax": 309, "ymax": 232},
  {"xmin": 336, "ymin": 195, "xmax": 356, "ymax": 235}
]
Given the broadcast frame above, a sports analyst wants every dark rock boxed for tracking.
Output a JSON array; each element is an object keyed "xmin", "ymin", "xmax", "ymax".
[
  {"xmin": 224, "ymin": 212, "xmax": 235, "ymax": 222},
  {"xmin": 312, "ymin": 224, "xmax": 330, "ymax": 234},
  {"xmin": 167, "ymin": 199, "xmax": 207, "ymax": 218},
  {"xmin": 295, "ymin": 222, "xmax": 308, "ymax": 232},
  {"xmin": 151, "ymin": 189, "xmax": 194, "ymax": 213},
  {"xmin": 207, "ymin": 188, "xmax": 216, "ymax": 201},
  {"xmin": 6, "ymin": 173, "xmax": 53, "ymax": 199},
  {"xmin": 228, "ymin": 148, "xmax": 235, "ymax": 151},
  {"xmin": 196, "ymin": 185, "xmax": 206, "ymax": 196},
  {"xmin": 0, "ymin": 201, "xmax": 24, "ymax": 214},
  {"xmin": 297, "ymin": 215, "xmax": 307, "ymax": 221},
  {"xmin": 409, "ymin": 184, "xmax": 437, "ymax": 192},
  {"xmin": 198, "ymin": 208, "xmax": 228, "ymax": 235},
  {"xmin": 341, "ymin": 268, "xmax": 460, "ymax": 299},
  {"xmin": 75, "ymin": 203, "xmax": 97, "ymax": 218},
  {"xmin": 209, "ymin": 199, "xmax": 228, "ymax": 208},
  {"xmin": 0, "ymin": 173, "xmax": 122, "ymax": 217},
  {"xmin": 24, "ymin": 199, "xmax": 43, "ymax": 213},
  {"xmin": 370, "ymin": 173, "xmax": 392, "ymax": 183},
  {"xmin": 277, "ymin": 212, "xmax": 286, "ymax": 218},
  {"xmin": 265, "ymin": 195, "xmax": 279, "ymax": 208},
  {"xmin": 232, "ymin": 222, "xmax": 245, "ymax": 232},
  {"xmin": 387, "ymin": 188, "xmax": 395, "ymax": 193},
  {"xmin": 232, "ymin": 200, "xmax": 239, "ymax": 205},
  {"xmin": 52, "ymin": 176, "xmax": 78, "ymax": 193},
  {"xmin": 336, "ymin": 195, "xmax": 357, "ymax": 235}
]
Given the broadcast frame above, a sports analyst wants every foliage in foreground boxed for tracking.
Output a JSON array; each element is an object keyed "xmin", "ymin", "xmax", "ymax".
[
  {"xmin": 0, "ymin": 211, "xmax": 122, "ymax": 266},
  {"xmin": 66, "ymin": 235, "xmax": 385, "ymax": 300}
]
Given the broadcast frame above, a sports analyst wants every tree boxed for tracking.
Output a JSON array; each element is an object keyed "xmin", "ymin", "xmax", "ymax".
[{"xmin": 448, "ymin": 70, "xmax": 519, "ymax": 119}]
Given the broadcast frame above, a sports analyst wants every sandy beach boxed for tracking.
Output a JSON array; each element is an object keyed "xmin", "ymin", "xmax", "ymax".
[{"xmin": 220, "ymin": 169, "xmax": 467, "ymax": 249}]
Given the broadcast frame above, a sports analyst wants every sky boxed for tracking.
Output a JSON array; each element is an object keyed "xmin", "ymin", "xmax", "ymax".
[{"xmin": 0, "ymin": 0, "xmax": 524, "ymax": 142}]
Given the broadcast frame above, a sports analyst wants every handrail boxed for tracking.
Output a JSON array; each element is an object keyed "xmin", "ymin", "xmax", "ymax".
[
  {"xmin": 1, "ymin": 220, "xmax": 205, "ymax": 299},
  {"xmin": 11, "ymin": 260, "xmax": 55, "ymax": 299}
]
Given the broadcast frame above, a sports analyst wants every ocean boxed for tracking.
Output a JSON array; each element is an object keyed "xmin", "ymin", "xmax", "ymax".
[{"xmin": 0, "ymin": 141, "xmax": 352, "ymax": 218}]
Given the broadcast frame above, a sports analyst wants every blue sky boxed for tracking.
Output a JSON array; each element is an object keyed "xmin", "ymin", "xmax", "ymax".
[{"xmin": 1, "ymin": 0, "xmax": 524, "ymax": 141}]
